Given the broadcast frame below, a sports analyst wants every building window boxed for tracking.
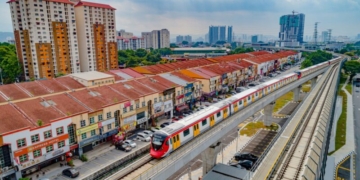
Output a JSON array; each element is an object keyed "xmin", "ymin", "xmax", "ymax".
[
  {"xmin": 217, "ymin": 112, "xmax": 221, "ymax": 117},
  {"xmin": 44, "ymin": 130, "xmax": 52, "ymax": 139},
  {"xmin": 106, "ymin": 112, "xmax": 111, "ymax": 118},
  {"xmin": 46, "ymin": 145, "xmax": 53, "ymax": 153},
  {"xmin": 56, "ymin": 127, "xmax": 64, "ymax": 135},
  {"xmin": 89, "ymin": 117, "xmax": 95, "ymax": 124},
  {"xmin": 17, "ymin": 138, "xmax": 26, "ymax": 148},
  {"xmin": 136, "ymin": 103, "xmax": 140, "ymax": 108},
  {"xmin": 107, "ymin": 124, "xmax": 111, "ymax": 130},
  {"xmin": 183, "ymin": 129, "xmax": 190, "ymax": 137},
  {"xmin": 80, "ymin": 120, "xmax": 86, "ymax": 127},
  {"xmin": 19, "ymin": 154, "xmax": 28, "ymax": 163},
  {"xmin": 177, "ymin": 91, "xmax": 180, "ymax": 96},
  {"xmin": 33, "ymin": 149, "xmax": 41, "ymax": 158},
  {"xmin": 123, "ymin": 107, "xmax": 127, "ymax": 113},
  {"xmin": 98, "ymin": 114, "xmax": 103, "ymax": 121},
  {"xmin": 58, "ymin": 141, "xmax": 65, "ymax": 148},
  {"xmin": 68, "ymin": 125, "xmax": 76, "ymax": 144},
  {"xmin": 130, "ymin": 105, "xmax": 133, "ymax": 111},
  {"xmin": 31, "ymin": 134, "xmax": 40, "ymax": 143},
  {"xmin": 159, "ymin": 96, "xmax": 162, "ymax": 102},
  {"xmin": 91, "ymin": 129, "xmax": 96, "ymax": 136},
  {"xmin": 81, "ymin": 133, "xmax": 87, "ymax": 139},
  {"xmin": 154, "ymin": 98, "xmax": 157, "ymax": 103},
  {"xmin": 142, "ymin": 101, "xmax": 145, "ymax": 107},
  {"xmin": 202, "ymin": 119, "xmax": 207, "ymax": 126}
]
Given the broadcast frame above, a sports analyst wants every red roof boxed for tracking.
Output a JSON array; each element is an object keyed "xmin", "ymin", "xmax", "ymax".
[
  {"xmin": 123, "ymin": 80, "xmax": 158, "ymax": 95},
  {"xmin": 196, "ymin": 67, "xmax": 219, "ymax": 77},
  {"xmin": 18, "ymin": 82, "xmax": 51, "ymax": 96},
  {"xmin": 109, "ymin": 83, "xmax": 143, "ymax": 100},
  {"xmin": 68, "ymin": 88, "xmax": 114, "ymax": 111},
  {"xmin": 44, "ymin": 94, "xmax": 88, "ymax": 116},
  {"xmin": 120, "ymin": 69, "xmax": 144, "ymax": 78},
  {"xmin": 15, "ymin": 98, "xmax": 66, "ymax": 124},
  {"xmin": 140, "ymin": 59, "xmax": 215, "ymax": 74},
  {"xmin": 247, "ymin": 51, "xmax": 271, "ymax": 56},
  {"xmin": 0, "ymin": 84, "xmax": 31, "ymax": 101},
  {"xmin": 103, "ymin": 71, "xmax": 124, "ymax": 81},
  {"xmin": 136, "ymin": 77, "xmax": 170, "ymax": 92},
  {"xmin": 171, "ymin": 72, "xmax": 197, "ymax": 82},
  {"xmin": 201, "ymin": 64, "xmax": 239, "ymax": 75},
  {"xmin": 55, "ymin": 77, "xmax": 85, "ymax": 89},
  {"xmin": 0, "ymin": 92, "xmax": 7, "ymax": 103},
  {"xmin": 8, "ymin": 0, "xmax": 75, "ymax": 4},
  {"xmin": 0, "ymin": 104, "xmax": 34, "ymax": 134},
  {"xmin": 75, "ymin": 1, "xmax": 116, "ymax": 10},
  {"xmin": 150, "ymin": 75, "xmax": 181, "ymax": 88},
  {"xmin": 37, "ymin": 79, "xmax": 69, "ymax": 92}
]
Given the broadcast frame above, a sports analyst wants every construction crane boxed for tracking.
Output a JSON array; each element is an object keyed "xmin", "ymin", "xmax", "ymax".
[{"xmin": 292, "ymin": 10, "xmax": 299, "ymax": 16}]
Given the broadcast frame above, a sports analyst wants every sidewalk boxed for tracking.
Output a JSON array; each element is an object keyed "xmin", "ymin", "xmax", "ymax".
[{"xmin": 331, "ymin": 77, "xmax": 355, "ymax": 164}]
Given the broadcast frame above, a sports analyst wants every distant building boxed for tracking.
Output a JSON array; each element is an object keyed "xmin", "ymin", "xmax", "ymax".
[
  {"xmin": 184, "ymin": 35, "xmax": 192, "ymax": 43},
  {"xmin": 117, "ymin": 36, "xmax": 144, "ymax": 50},
  {"xmin": 357, "ymin": 34, "xmax": 360, "ymax": 40},
  {"xmin": 141, "ymin": 29, "xmax": 170, "ymax": 49},
  {"xmin": 176, "ymin": 35, "xmax": 184, "ymax": 43},
  {"xmin": 227, "ymin": 26, "xmax": 233, "ymax": 43},
  {"xmin": 278, "ymin": 13, "xmax": 305, "ymax": 45},
  {"xmin": 219, "ymin": 26, "xmax": 226, "ymax": 41},
  {"xmin": 205, "ymin": 33, "xmax": 209, "ymax": 43},
  {"xmin": 117, "ymin": 29, "xmax": 134, "ymax": 38},
  {"xmin": 7, "ymin": 38, "xmax": 15, "ymax": 45},
  {"xmin": 251, "ymin": 35, "xmax": 258, "ymax": 43},
  {"xmin": 209, "ymin": 26, "xmax": 228, "ymax": 44},
  {"xmin": 321, "ymin": 31, "xmax": 329, "ymax": 42}
]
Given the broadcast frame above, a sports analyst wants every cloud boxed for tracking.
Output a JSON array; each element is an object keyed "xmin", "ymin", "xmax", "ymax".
[{"xmin": 0, "ymin": 0, "xmax": 359, "ymax": 39}]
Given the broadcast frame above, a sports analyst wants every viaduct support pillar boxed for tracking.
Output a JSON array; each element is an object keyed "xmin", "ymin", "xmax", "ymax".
[
  {"xmin": 264, "ymin": 102, "xmax": 275, "ymax": 126},
  {"xmin": 311, "ymin": 77, "xmax": 317, "ymax": 88},
  {"xmin": 293, "ymin": 85, "xmax": 302, "ymax": 102},
  {"xmin": 201, "ymin": 142, "xmax": 222, "ymax": 175}
]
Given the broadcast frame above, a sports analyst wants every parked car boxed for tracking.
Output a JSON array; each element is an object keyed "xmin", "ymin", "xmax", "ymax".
[
  {"xmin": 229, "ymin": 160, "xmax": 253, "ymax": 170},
  {"xmin": 123, "ymin": 140, "xmax": 137, "ymax": 148},
  {"xmin": 160, "ymin": 122, "xmax": 171, "ymax": 128},
  {"xmin": 247, "ymin": 83, "xmax": 257, "ymax": 88},
  {"xmin": 62, "ymin": 168, "xmax": 80, "ymax": 178},
  {"xmin": 115, "ymin": 143, "xmax": 132, "ymax": 152},
  {"xmin": 268, "ymin": 73, "xmax": 276, "ymax": 77},
  {"xmin": 259, "ymin": 78, "xmax": 266, "ymax": 82},
  {"xmin": 143, "ymin": 130, "xmax": 154, "ymax": 137},
  {"xmin": 137, "ymin": 133, "xmax": 151, "ymax": 142},
  {"xmin": 234, "ymin": 152, "xmax": 258, "ymax": 163},
  {"xmin": 276, "ymin": 71, "xmax": 282, "ymax": 75},
  {"xmin": 150, "ymin": 127, "xmax": 160, "ymax": 132},
  {"xmin": 236, "ymin": 87, "xmax": 248, "ymax": 93}
]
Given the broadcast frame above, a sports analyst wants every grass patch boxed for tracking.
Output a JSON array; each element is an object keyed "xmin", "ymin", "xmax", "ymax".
[
  {"xmin": 302, "ymin": 85, "xmax": 311, "ymax": 93},
  {"xmin": 273, "ymin": 91, "xmax": 294, "ymax": 114},
  {"xmin": 345, "ymin": 83, "xmax": 352, "ymax": 94},
  {"xmin": 240, "ymin": 121, "xmax": 279, "ymax": 137},
  {"xmin": 335, "ymin": 89, "xmax": 347, "ymax": 151}
]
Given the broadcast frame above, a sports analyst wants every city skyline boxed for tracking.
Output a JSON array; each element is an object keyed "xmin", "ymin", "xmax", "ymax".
[{"xmin": 1, "ymin": 0, "xmax": 359, "ymax": 38}]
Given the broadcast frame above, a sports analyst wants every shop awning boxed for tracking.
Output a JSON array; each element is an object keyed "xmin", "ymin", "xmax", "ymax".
[{"xmin": 176, "ymin": 104, "xmax": 189, "ymax": 111}]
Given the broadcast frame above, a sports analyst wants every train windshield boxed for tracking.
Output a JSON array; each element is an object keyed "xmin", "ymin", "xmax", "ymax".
[{"xmin": 152, "ymin": 132, "xmax": 167, "ymax": 150}]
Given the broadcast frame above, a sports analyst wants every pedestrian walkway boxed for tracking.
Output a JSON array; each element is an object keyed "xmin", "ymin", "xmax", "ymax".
[{"xmin": 331, "ymin": 77, "xmax": 355, "ymax": 163}]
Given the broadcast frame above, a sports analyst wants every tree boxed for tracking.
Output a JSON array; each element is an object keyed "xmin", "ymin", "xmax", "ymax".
[
  {"xmin": 135, "ymin": 49, "xmax": 147, "ymax": 58},
  {"xmin": 170, "ymin": 43, "xmax": 178, "ymax": 48},
  {"xmin": 55, "ymin": 72, "xmax": 65, "ymax": 78},
  {"xmin": 301, "ymin": 59, "xmax": 313, "ymax": 69},
  {"xmin": 182, "ymin": 41, "xmax": 189, "ymax": 45},
  {"xmin": 215, "ymin": 40, "xmax": 226, "ymax": 45},
  {"xmin": 0, "ymin": 45, "xmax": 21, "ymax": 84},
  {"xmin": 343, "ymin": 61, "xmax": 360, "ymax": 79},
  {"xmin": 340, "ymin": 48, "xmax": 348, "ymax": 54}
]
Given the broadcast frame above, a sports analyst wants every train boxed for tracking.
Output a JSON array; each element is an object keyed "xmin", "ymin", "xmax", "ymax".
[{"xmin": 150, "ymin": 57, "xmax": 343, "ymax": 159}]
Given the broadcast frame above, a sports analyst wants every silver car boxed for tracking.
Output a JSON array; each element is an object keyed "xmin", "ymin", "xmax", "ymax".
[
  {"xmin": 123, "ymin": 140, "xmax": 137, "ymax": 148},
  {"xmin": 137, "ymin": 133, "xmax": 151, "ymax": 142},
  {"xmin": 143, "ymin": 130, "xmax": 154, "ymax": 137}
]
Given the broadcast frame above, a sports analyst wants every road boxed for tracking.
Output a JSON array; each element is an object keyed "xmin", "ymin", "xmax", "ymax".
[{"xmin": 353, "ymin": 82, "xmax": 360, "ymax": 179}]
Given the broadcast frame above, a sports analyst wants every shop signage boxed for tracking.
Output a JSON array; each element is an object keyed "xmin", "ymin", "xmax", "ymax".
[
  {"xmin": 99, "ymin": 129, "xmax": 118, "ymax": 139},
  {"xmin": 98, "ymin": 118, "xmax": 115, "ymax": 128},
  {"xmin": 137, "ymin": 117, "xmax": 147, "ymax": 124},
  {"xmin": 176, "ymin": 94, "xmax": 184, "ymax": 99},
  {"xmin": 76, "ymin": 123, "xmax": 98, "ymax": 135},
  {"xmin": 153, "ymin": 102, "xmax": 163, "ymax": 113},
  {"xmin": 185, "ymin": 83, "xmax": 193, "ymax": 89},
  {"xmin": 124, "ymin": 101, "xmax": 131, "ymax": 108},
  {"xmin": 14, "ymin": 134, "xmax": 69, "ymax": 157},
  {"xmin": 79, "ymin": 135, "xmax": 99, "ymax": 147},
  {"xmin": 45, "ymin": 145, "xmax": 70, "ymax": 160},
  {"xmin": 123, "ymin": 115, "xmax": 136, "ymax": 124},
  {"xmin": 164, "ymin": 100, "xmax": 173, "ymax": 112}
]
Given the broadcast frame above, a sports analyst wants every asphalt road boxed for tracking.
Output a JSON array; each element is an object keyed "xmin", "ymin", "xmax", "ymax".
[{"xmin": 353, "ymin": 82, "xmax": 360, "ymax": 179}]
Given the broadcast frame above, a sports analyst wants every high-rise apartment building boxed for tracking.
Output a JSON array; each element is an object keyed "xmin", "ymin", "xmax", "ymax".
[
  {"xmin": 176, "ymin": 35, "xmax": 184, "ymax": 43},
  {"xmin": 141, "ymin": 29, "xmax": 170, "ymax": 49},
  {"xmin": 209, "ymin": 26, "xmax": 228, "ymax": 44},
  {"xmin": 7, "ymin": 0, "xmax": 118, "ymax": 80},
  {"xmin": 251, "ymin": 35, "xmax": 258, "ymax": 43},
  {"xmin": 7, "ymin": 0, "xmax": 81, "ymax": 80},
  {"xmin": 184, "ymin": 35, "xmax": 192, "ymax": 43},
  {"xmin": 117, "ymin": 29, "xmax": 134, "ymax": 39},
  {"xmin": 74, "ymin": 1, "xmax": 118, "ymax": 72},
  {"xmin": 279, "ymin": 13, "xmax": 305, "ymax": 43},
  {"xmin": 117, "ymin": 36, "xmax": 144, "ymax": 50},
  {"xmin": 227, "ymin": 26, "xmax": 233, "ymax": 43}
]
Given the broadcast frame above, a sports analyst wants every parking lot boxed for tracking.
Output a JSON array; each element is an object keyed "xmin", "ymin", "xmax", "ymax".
[{"xmin": 240, "ymin": 130, "xmax": 277, "ymax": 157}]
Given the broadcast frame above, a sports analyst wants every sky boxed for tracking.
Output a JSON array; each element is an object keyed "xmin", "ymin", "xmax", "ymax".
[{"xmin": 1, "ymin": 0, "xmax": 359, "ymax": 39}]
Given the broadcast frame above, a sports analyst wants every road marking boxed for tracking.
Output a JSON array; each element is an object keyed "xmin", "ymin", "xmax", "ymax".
[{"xmin": 339, "ymin": 166, "xmax": 351, "ymax": 171}]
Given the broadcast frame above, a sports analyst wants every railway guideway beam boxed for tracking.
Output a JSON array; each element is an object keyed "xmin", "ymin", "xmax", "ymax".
[
  {"xmin": 264, "ymin": 101, "xmax": 275, "ymax": 126},
  {"xmin": 201, "ymin": 141, "xmax": 222, "ymax": 176},
  {"xmin": 293, "ymin": 85, "xmax": 302, "ymax": 102}
]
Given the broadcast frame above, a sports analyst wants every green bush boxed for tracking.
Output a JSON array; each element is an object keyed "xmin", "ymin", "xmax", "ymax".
[
  {"xmin": 80, "ymin": 154, "xmax": 88, "ymax": 162},
  {"xmin": 68, "ymin": 159, "xmax": 74, "ymax": 166}
]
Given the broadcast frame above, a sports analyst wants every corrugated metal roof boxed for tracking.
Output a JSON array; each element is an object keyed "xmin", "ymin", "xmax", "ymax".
[{"xmin": 159, "ymin": 73, "xmax": 189, "ymax": 86}]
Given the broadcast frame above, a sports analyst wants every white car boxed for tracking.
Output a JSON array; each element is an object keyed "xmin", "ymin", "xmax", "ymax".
[
  {"xmin": 123, "ymin": 140, "xmax": 137, "ymax": 148},
  {"xmin": 137, "ymin": 133, "xmax": 151, "ymax": 142},
  {"xmin": 143, "ymin": 130, "xmax": 154, "ymax": 137}
]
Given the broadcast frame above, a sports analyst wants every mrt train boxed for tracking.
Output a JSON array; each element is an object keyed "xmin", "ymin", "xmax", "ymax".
[{"xmin": 150, "ymin": 57, "xmax": 342, "ymax": 158}]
